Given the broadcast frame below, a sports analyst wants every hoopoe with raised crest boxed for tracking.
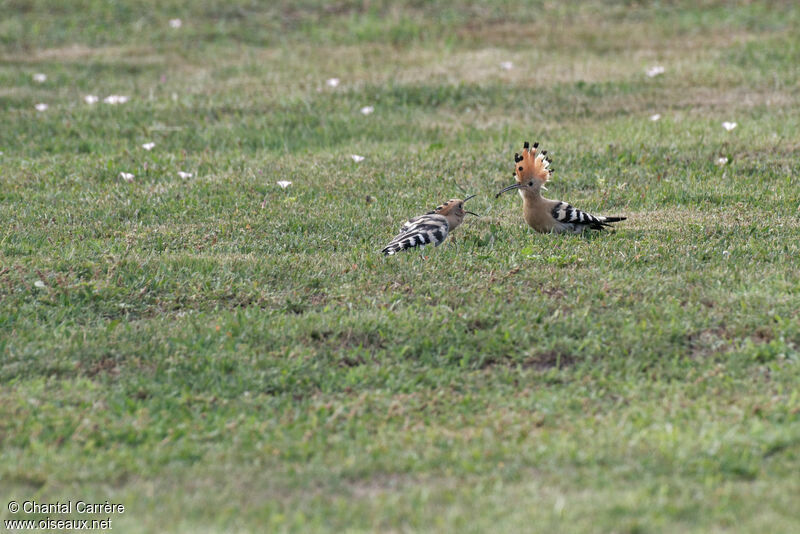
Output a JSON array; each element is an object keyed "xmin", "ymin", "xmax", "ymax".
[
  {"xmin": 381, "ymin": 195, "xmax": 478, "ymax": 255},
  {"xmin": 496, "ymin": 141, "xmax": 626, "ymax": 233}
]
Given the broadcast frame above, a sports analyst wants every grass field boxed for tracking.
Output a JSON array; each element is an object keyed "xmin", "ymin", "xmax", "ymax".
[{"xmin": 2, "ymin": 1, "xmax": 800, "ymax": 532}]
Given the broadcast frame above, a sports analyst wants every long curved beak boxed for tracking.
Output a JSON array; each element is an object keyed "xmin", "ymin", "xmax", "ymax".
[
  {"xmin": 495, "ymin": 183, "xmax": 523, "ymax": 198},
  {"xmin": 463, "ymin": 194, "xmax": 476, "ymax": 202},
  {"xmin": 465, "ymin": 211, "xmax": 479, "ymax": 217}
]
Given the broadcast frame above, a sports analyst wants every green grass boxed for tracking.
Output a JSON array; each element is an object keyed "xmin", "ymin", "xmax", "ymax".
[{"xmin": 2, "ymin": 1, "xmax": 800, "ymax": 532}]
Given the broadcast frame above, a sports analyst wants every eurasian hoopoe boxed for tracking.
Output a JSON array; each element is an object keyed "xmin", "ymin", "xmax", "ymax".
[
  {"xmin": 496, "ymin": 141, "xmax": 626, "ymax": 233},
  {"xmin": 381, "ymin": 195, "xmax": 478, "ymax": 255}
]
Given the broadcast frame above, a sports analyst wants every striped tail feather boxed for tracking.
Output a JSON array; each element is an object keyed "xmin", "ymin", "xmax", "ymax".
[{"xmin": 599, "ymin": 216, "xmax": 626, "ymax": 224}]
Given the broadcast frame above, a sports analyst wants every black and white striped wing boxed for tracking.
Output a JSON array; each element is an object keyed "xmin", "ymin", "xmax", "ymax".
[
  {"xmin": 382, "ymin": 214, "xmax": 450, "ymax": 255},
  {"xmin": 399, "ymin": 212, "xmax": 433, "ymax": 233},
  {"xmin": 551, "ymin": 201, "xmax": 625, "ymax": 232}
]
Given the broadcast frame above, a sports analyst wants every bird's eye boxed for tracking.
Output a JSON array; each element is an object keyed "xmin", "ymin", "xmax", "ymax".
[
  {"xmin": 518, "ymin": 166, "xmax": 523, "ymax": 171},
  {"xmin": 528, "ymin": 181, "xmax": 533, "ymax": 186}
]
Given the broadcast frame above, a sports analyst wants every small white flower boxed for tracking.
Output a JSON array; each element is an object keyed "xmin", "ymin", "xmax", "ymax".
[
  {"xmin": 34, "ymin": 280, "xmax": 46, "ymax": 288},
  {"xmin": 177, "ymin": 171, "xmax": 193, "ymax": 179},
  {"xmin": 500, "ymin": 61, "xmax": 513, "ymax": 70},
  {"xmin": 650, "ymin": 114, "xmax": 661, "ymax": 121},
  {"xmin": 360, "ymin": 106, "xmax": 374, "ymax": 115},
  {"xmin": 142, "ymin": 142, "xmax": 156, "ymax": 151},
  {"xmin": 33, "ymin": 73, "xmax": 47, "ymax": 83},
  {"xmin": 104, "ymin": 95, "xmax": 129, "ymax": 105},
  {"xmin": 84, "ymin": 95, "xmax": 99, "ymax": 104},
  {"xmin": 717, "ymin": 157, "xmax": 729, "ymax": 165},
  {"xmin": 646, "ymin": 65, "xmax": 665, "ymax": 77},
  {"xmin": 120, "ymin": 172, "xmax": 135, "ymax": 182},
  {"xmin": 277, "ymin": 181, "xmax": 292, "ymax": 188},
  {"xmin": 722, "ymin": 121, "xmax": 737, "ymax": 131},
  {"xmin": 722, "ymin": 250, "xmax": 730, "ymax": 257},
  {"xmin": 169, "ymin": 18, "xmax": 182, "ymax": 29},
  {"xmin": 554, "ymin": 495, "xmax": 566, "ymax": 515},
  {"xmin": 34, "ymin": 103, "xmax": 48, "ymax": 112},
  {"xmin": 350, "ymin": 154, "xmax": 365, "ymax": 162},
  {"xmin": 326, "ymin": 78, "xmax": 340, "ymax": 87}
]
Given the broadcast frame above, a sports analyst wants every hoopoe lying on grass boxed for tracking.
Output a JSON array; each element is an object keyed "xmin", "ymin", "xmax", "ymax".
[
  {"xmin": 496, "ymin": 141, "xmax": 626, "ymax": 233},
  {"xmin": 381, "ymin": 195, "xmax": 478, "ymax": 255}
]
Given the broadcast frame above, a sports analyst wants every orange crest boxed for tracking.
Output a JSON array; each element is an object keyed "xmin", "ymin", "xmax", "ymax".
[
  {"xmin": 435, "ymin": 199, "xmax": 460, "ymax": 215},
  {"xmin": 513, "ymin": 141, "xmax": 553, "ymax": 184}
]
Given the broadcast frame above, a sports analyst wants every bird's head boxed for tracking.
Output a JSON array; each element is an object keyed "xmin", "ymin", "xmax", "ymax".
[
  {"xmin": 434, "ymin": 195, "xmax": 478, "ymax": 230},
  {"xmin": 495, "ymin": 141, "xmax": 553, "ymax": 198}
]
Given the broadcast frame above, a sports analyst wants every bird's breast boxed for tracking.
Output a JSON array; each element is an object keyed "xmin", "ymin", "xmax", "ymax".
[{"xmin": 522, "ymin": 197, "xmax": 556, "ymax": 233}]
